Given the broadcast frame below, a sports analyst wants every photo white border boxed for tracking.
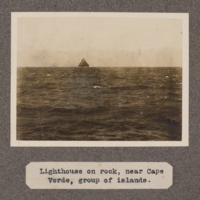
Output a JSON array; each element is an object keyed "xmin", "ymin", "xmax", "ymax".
[{"xmin": 11, "ymin": 12, "xmax": 189, "ymax": 147}]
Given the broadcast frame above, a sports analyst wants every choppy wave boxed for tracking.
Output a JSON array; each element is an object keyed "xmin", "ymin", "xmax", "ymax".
[{"xmin": 17, "ymin": 67, "xmax": 182, "ymax": 141}]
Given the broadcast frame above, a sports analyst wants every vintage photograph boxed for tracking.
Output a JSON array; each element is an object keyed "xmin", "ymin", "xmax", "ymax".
[{"xmin": 11, "ymin": 12, "xmax": 189, "ymax": 146}]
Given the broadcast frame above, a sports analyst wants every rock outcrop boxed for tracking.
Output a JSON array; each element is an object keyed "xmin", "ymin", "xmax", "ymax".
[{"xmin": 78, "ymin": 58, "xmax": 89, "ymax": 67}]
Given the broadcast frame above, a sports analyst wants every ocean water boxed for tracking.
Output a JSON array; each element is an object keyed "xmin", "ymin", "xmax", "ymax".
[{"xmin": 17, "ymin": 67, "xmax": 182, "ymax": 141}]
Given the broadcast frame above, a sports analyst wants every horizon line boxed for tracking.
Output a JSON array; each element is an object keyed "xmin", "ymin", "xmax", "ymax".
[{"xmin": 17, "ymin": 66, "xmax": 182, "ymax": 68}]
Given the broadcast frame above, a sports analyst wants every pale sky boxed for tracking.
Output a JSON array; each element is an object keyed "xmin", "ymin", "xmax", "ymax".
[{"xmin": 17, "ymin": 16, "xmax": 182, "ymax": 67}]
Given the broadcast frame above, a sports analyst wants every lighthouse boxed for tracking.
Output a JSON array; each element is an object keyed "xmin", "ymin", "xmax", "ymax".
[{"xmin": 78, "ymin": 58, "xmax": 89, "ymax": 67}]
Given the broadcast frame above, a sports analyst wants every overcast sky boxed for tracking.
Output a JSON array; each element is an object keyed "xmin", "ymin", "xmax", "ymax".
[{"xmin": 17, "ymin": 16, "xmax": 182, "ymax": 67}]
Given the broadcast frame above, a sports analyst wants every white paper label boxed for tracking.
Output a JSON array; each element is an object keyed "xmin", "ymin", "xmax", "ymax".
[{"xmin": 26, "ymin": 162, "xmax": 172, "ymax": 189}]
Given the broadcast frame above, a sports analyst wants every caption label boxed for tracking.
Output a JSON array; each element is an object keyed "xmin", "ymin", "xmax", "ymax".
[{"xmin": 26, "ymin": 162, "xmax": 172, "ymax": 189}]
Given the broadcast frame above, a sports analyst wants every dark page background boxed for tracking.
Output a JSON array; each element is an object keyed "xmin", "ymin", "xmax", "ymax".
[{"xmin": 0, "ymin": 0, "xmax": 198, "ymax": 199}]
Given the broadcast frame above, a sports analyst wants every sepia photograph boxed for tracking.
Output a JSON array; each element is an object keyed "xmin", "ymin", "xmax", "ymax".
[{"xmin": 11, "ymin": 12, "xmax": 189, "ymax": 146}]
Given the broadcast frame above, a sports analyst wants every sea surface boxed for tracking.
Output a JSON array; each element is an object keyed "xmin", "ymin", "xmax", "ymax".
[{"xmin": 17, "ymin": 67, "xmax": 182, "ymax": 141}]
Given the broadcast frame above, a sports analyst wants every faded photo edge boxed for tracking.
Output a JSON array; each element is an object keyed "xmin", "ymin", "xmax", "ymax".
[{"xmin": 10, "ymin": 12, "xmax": 189, "ymax": 147}]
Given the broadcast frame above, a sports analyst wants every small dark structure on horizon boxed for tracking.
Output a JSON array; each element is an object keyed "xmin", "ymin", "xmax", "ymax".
[{"xmin": 78, "ymin": 58, "xmax": 89, "ymax": 67}]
